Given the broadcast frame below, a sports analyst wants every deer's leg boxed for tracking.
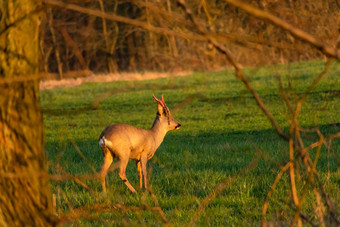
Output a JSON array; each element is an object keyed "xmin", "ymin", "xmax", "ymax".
[
  {"xmin": 99, "ymin": 146, "xmax": 114, "ymax": 193},
  {"xmin": 118, "ymin": 157, "xmax": 137, "ymax": 193},
  {"xmin": 136, "ymin": 160, "xmax": 143, "ymax": 189},
  {"xmin": 140, "ymin": 154, "xmax": 148, "ymax": 189}
]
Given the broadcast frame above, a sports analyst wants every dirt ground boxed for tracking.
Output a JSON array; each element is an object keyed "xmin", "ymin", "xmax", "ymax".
[{"xmin": 39, "ymin": 71, "xmax": 192, "ymax": 90}]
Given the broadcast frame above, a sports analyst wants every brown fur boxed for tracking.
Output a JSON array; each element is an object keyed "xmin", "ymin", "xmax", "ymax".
[{"xmin": 98, "ymin": 95, "xmax": 181, "ymax": 193}]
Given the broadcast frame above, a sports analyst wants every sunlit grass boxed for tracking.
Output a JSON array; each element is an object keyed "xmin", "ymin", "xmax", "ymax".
[{"xmin": 41, "ymin": 60, "xmax": 340, "ymax": 225}]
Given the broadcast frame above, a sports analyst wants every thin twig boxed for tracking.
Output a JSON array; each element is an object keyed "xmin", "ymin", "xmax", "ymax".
[
  {"xmin": 223, "ymin": 0, "xmax": 340, "ymax": 60},
  {"xmin": 188, "ymin": 155, "xmax": 260, "ymax": 226},
  {"xmin": 177, "ymin": 0, "xmax": 289, "ymax": 141},
  {"xmin": 58, "ymin": 202, "xmax": 168, "ymax": 225},
  {"xmin": 0, "ymin": 70, "xmax": 92, "ymax": 84},
  {"xmin": 147, "ymin": 188, "xmax": 171, "ymax": 225},
  {"xmin": 298, "ymin": 59, "xmax": 332, "ymax": 104},
  {"xmin": 291, "ymin": 138, "xmax": 323, "ymax": 227},
  {"xmin": 69, "ymin": 138, "xmax": 97, "ymax": 173},
  {"xmin": 41, "ymin": 0, "xmax": 205, "ymax": 42},
  {"xmin": 0, "ymin": 6, "xmax": 45, "ymax": 36},
  {"xmin": 50, "ymin": 163, "xmax": 103, "ymax": 199},
  {"xmin": 262, "ymin": 161, "xmax": 290, "ymax": 225}
]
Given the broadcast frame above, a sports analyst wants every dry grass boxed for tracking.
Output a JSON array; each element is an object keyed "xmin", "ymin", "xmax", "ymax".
[{"xmin": 39, "ymin": 71, "xmax": 192, "ymax": 90}]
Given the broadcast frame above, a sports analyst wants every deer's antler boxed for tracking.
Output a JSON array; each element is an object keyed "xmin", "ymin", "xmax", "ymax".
[{"xmin": 152, "ymin": 94, "xmax": 166, "ymax": 108}]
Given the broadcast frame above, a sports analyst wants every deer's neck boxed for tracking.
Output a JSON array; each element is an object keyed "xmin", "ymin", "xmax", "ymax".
[{"xmin": 150, "ymin": 117, "xmax": 167, "ymax": 149}]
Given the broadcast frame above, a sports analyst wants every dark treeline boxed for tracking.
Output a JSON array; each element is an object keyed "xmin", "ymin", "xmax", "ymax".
[{"xmin": 40, "ymin": 0, "xmax": 339, "ymax": 74}]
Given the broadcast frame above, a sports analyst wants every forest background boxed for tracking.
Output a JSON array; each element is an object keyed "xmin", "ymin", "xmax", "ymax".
[{"xmin": 41, "ymin": 0, "xmax": 339, "ymax": 75}]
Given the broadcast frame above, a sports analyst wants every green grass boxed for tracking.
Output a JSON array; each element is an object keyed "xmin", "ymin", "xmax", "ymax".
[{"xmin": 41, "ymin": 60, "xmax": 340, "ymax": 226}]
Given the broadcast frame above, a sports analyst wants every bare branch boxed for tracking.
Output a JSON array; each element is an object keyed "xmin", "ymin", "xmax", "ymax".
[
  {"xmin": 41, "ymin": 0, "xmax": 204, "ymax": 42},
  {"xmin": 223, "ymin": 0, "xmax": 340, "ymax": 61},
  {"xmin": 188, "ymin": 155, "xmax": 260, "ymax": 226},
  {"xmin": 58, "ymin": 202, "xmax": 170, "ymax": 225},
  {"xmin": 49, "ymin": 163, "xmax": 103, "ymax": 199},
  {"xmin": 177, "ymin": 0, "xmax": 289, "ymax": 141},
  {"xmin": 0, "ymin": 70, "xmax": 92, "ymax": 85},
  {"xmin": 0, "ymin": 6, "xmax": 44, "ymax": 36},
  {"xmin": 298, "ymin": 59, "xmax": 332, "ymax": 103},
  {"xmin": 262, "ymin": 161, "xmax": 290, "ymax": 225}
]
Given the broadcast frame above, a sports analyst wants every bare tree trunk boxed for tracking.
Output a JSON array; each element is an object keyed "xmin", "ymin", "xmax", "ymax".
[
  {"xmin": 166, "ymin": 0, "xmax": 178, "ymax": 58},
  {"xmin": 145, "ymin": 0, "xmax": 156, "ymax": 70},
  {"xmin": 98, "ymin": 0, "xmax": 118, "ymax": 73},
  {"xmin": 48, "ymin": 9, "xmax": 63, "ymax": 79},
  {"xmin": 58, "ymin": 25, "xmax": 88, "ymax": 70},
  {"xmin": 0, "ymin": 0, "xmax": 57, "ymax": 226}
]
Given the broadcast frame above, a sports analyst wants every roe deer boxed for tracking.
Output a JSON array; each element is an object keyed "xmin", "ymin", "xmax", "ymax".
[{"xmin": 98, "ymin": 94, "xmax": 181, "ymax": 193}]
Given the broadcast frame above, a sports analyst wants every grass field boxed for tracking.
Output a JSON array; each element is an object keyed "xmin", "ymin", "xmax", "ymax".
[{"xmin": 41, "ymin": 60, "xmax": 340, "ymax": 226}]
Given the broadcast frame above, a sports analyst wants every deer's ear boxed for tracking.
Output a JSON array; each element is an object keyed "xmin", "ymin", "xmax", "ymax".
[{"xmin": 157, "ymin": 102, "xmax": 164, "ymax": 115}]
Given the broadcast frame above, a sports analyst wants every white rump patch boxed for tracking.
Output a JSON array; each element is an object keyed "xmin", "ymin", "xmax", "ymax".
[
  {"xmin": 99, "ymin": 136, "xmax": 113, "ymax": 148},
  {"xmin": 99, "ymin": 137, "xmax": 106, "ymax": 147}
]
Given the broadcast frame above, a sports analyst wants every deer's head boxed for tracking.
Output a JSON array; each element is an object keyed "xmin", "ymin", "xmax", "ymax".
[{"xmin": 153, "ymin": 94, "xmax": 181, "ymax": 131}]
